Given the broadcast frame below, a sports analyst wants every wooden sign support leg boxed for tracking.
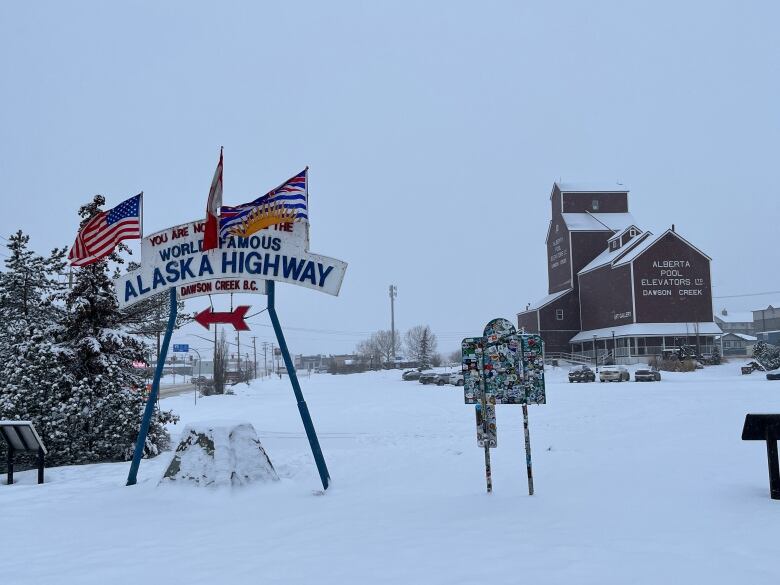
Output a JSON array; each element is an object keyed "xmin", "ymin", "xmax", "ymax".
[
  {"xmin": 267, "ymin": 281, "xmax": 331, "ymax": 491},
  {"xmin": 522, "ymin": 403, "xmax": 534, "ymax": 496},
  {"xmin": 127, "ymin": 287, "xmax": 178, "ymax": 486}
]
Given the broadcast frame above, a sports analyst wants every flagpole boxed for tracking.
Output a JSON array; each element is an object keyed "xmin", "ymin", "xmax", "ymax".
[{"xmin": 139, "ymin": 192, "xmax": 144, "ymax": 237}]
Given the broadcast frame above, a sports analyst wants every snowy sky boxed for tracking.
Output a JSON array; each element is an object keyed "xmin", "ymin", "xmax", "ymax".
[{"xmin": 2, "ymin": 1, "xmax": 779, "ymax": 357}]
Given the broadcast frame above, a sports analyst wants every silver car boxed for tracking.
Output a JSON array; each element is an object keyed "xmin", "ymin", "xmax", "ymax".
[
  {"xmin": 449, "ymin": 372, "xmax": 465, "ymax": 386},
  {"xmin": 599, "ymin": 366, "xmax": 630, "ymax": 382}
]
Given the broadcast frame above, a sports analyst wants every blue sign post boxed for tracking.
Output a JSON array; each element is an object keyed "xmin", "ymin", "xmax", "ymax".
[{"xmin": 126, "ymin": 287, "xmax": 178, "ymax": 486}]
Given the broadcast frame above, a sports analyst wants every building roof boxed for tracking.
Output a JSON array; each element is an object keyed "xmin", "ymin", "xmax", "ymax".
[
  {"xmin": 607, "ymin": 225, "xmax": 642, "ymax": 243},
  {"xmin": 560, "ymin": 212, "xmax": 636, "ymax": 232},
  {"xmin": 518, "ymin": 289, "xmax": 572, "ymax": 314},
  {"xmin": 570, "ymin": 322, "xmax": 723, "ymax": 343},
  {"xmin": 753, "ymin": 303, "xmax": 780, "ymax": 312},
  {"xmin": 556, "ymin": 182, "xmax": 629, "ymax": 193},
  {"xmin": 715, "ymin": 311, "xmax": 754, "ymax": 323},
  {"xmin": 579, "ymin": 230, "xmax": 653, "ymax": 275}
]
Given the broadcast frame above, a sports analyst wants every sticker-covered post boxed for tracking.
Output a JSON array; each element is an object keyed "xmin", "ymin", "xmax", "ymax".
[
  {"xmin": 520, "ymin": 334, "xmax": 546, "ymax": 496},
  {"xmin": 462, "ymin": 337, "xmax": 495, "ymax": 493}
]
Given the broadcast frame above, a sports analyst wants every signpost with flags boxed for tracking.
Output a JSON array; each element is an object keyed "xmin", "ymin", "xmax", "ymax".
[{"xmin": 67, "ymin": 150, "xmax": 348, "ymax": 491}]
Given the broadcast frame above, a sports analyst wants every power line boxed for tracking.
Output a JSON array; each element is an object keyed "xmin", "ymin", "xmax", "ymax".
[{"xmin": 714, "ymin": 290, "xmax": 780, "ymax": 300}]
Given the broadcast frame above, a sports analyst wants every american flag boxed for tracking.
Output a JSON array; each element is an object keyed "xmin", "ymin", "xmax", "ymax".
[
  {"xmin": 69, "ymin": 193, "xmax": 143, "ymax": 266},
  {"xmin": 219, "ymin": 169, "xmax": 308, "ymax": 238}
]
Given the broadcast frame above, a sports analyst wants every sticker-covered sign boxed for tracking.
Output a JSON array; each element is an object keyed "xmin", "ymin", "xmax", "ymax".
[
  {"xmin": 475, "ymin": 399, "xmax": 497, "ymax": 448},
  {"xmin": 481, "ymin": 318, "xmax": 525, "ymax": 404},
  {"xmin": 462, "ymin": 337, "xmax": 483, "ymax": 404},
  {"xmin": 521, "ymin": 334, "xmax": 546, "ymax": 405}
]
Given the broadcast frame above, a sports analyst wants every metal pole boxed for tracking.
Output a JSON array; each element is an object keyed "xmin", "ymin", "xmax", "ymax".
[
  {"xmin": 127, "ymin": 287, "xmax": 178, "ymax": 486},
  {"xmin": 190, "ymin": 348, "xmax": 202, "ymax": 406},
  {"xmin": 6, "ymin": 445, "xmax": 13, "ymax": 485},
  {"xmin": 389, "ymin": 285, "xmax": 397, "ymax": 362},
  {"xmin": 252, "ymin": 336, "xmax": 258, "ymax": 379},
  {"xmin": 266, "ymin": 280, "xmax": 331, "ymax": 491},
  {"xmin": 522, "ymin": 403, "xmax": 534, "ymax": 495},
  {"xmin": 37, "ymin": 447, "xmax": 45, "ymax": 485}
]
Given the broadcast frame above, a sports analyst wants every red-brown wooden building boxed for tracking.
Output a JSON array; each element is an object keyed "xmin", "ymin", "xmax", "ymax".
[{"xmin": 517, "ymin": 182, "xmax": 720, "ymax": 362}]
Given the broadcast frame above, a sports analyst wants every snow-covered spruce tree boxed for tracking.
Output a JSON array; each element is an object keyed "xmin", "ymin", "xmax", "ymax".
[
  {"xmin": 0, "ymin": 232, "xmax": 73, "ymax": 469},
  {"xmin": 753, "ymin": 341, "xmax": 780, "ymax": 371},
  {"xmin": 0, "ymin": 231, "xmax": 67, "ymax": 360},
  {"xmin": 57, "ymin": 195, "xmax": 177, "ymax": 463},
  {"xmin": 0, "ymin": 332, "xmax": 80, "ymax": 467}
]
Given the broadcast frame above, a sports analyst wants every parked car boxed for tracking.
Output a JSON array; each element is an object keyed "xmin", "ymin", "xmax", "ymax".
[
  {"xmin": 434, "ymin": 373, "xmax": 452, "ymax": 386},
  {"xmin": 402, "ymin": 370, "xmax": 423, "ymax": 381},
  {"xmin": 449, "ymin": 372, "xmax": 465, "ymax": 386},
  {"xmin": 634, "ymin": 368, "xmax": 661, "ymax": 382},
  {"xmin": 767, "ymin": 370, "xmax": 780, "ymax": 381},
  {"xmin": 599, "ymin": 366, "xmax": 630, "ymax": 382},
  {"xmin": 568, "ymin": 365, "xmax": 596, "ymax": 383},
  {"xmin": 418, "ymin": 372, "xmax": 439, "ymax": 385}
]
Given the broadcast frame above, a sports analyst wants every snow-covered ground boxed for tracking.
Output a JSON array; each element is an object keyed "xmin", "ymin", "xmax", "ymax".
[{"xmin": 3, "ymin": 364, "xmax": 779, "ymax": 584}]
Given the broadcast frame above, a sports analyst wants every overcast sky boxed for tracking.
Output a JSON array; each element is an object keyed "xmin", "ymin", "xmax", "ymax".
[{"xmin": 2, "ymin": 1, "xmax": 779, "ymax": 357}]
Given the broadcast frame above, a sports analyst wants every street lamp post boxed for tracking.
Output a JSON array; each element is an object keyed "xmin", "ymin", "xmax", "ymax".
[
  {"xmin": 189, "ymin": 348, "xmax": 202, "ymax": 405},
  {"xmin": 389, "ymin": 285, "xmax": 397, "ymax": 364},
  {"xmin": 612, "ymin": 330, "xmax": 616, "ymax": 363},
  {"xmin": 593, "ymin": 334, "xmax": 598, "ymax": 372}
]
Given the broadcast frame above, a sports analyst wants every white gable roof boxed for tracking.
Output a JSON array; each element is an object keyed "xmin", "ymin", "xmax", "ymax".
[
  {"xmin": 519, "ymin": 289, "xmax": 572, "ymax": 314},
  {"xmin": 578, "ymin": 231, "xmax": 653, "ymax": 275},
  {"xmin": 561, "ymin": 212, "xmax": 636, "ymax": 232}
]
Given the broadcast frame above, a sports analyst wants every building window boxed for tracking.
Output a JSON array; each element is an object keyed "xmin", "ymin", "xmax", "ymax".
[
  {"xmin": 555, "ymin": 224, "xmax": 559, "ymax": 233},
  {"xmin": 592, "ymin": 199, "xmax": 600, "ymax": 211},
  {"xmin": 629, "ymin": 228, "xmax": 638, "ymax": 237},
  {"xmin": 556, "ymin": 309, "xmax": 564, "ymax": 320}
]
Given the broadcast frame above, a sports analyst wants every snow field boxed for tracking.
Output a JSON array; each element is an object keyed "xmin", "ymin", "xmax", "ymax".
[{"xmin": 2, "ymin": 364, "xmax": 779, "ymax": 584}]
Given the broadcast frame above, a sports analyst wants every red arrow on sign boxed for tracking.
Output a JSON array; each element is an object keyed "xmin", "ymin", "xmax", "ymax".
[{"xmin": 194, "ymin": 306, "xmax": 251, "ymax": 331}]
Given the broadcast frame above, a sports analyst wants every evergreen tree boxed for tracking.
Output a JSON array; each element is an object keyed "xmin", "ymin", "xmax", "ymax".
[
  {"xmin": 404, "ymin": 325, "xmax": 438, "ymax": 369},
  {"xmin": 0, "ymin": 231, "xmax": 67, "ymax": 359},
  {"xmin": 754, "ymin": 341, "xmax": 780, "ymax": 371}
]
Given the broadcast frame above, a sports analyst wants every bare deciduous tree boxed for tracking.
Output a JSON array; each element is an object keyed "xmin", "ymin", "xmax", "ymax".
[{"xmin": 355, "ymin": 330, "xmax": 399, "ymax": 365}]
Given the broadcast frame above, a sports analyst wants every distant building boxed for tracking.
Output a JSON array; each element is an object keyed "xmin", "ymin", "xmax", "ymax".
[
  {"xmin": 295, "ymin": 354, "xmax": 327, "ymax": 371},
  {"xmin": 717, "ymin": 332, "xmax": 757, "ymax": 357},
  {"xmin": 714, "ymin": 309, "xmax": 754, "ymax": 336},
  {"xmin": 752, "ymin": 303, "xmax": 780, "ymax": 339},
  {"xmin": 518, "ymin": 182, "xmax": 720, "ymax": 362}
]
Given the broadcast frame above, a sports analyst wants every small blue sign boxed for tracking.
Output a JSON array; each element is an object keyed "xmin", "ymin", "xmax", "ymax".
[{"xmin": 172, "ymin": 344, "xmax": 189, "ymax": 353}]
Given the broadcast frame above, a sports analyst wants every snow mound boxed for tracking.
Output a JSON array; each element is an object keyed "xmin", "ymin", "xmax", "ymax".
[{"xmin": 160, "ymin": 421, "xmax": 278, "ymax": 487}]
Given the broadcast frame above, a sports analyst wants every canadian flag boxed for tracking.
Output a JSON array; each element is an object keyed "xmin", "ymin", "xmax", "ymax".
[{"xmin": 203, "ymin": 148, "xmax": 223, "ymax": 251}]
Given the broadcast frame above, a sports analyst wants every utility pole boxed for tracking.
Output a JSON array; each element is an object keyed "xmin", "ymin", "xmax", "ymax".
[
  {"xmin": 389, "ymin": 284, "xmax": 397, "ymax": 362},
  {"xmin": 252, "ymin": 336, "xmax": 258, "ymax": 379},
  {"xmin": 236, "ymin": 331, "xmax": 241, "ymax": 381},
  {"xmin": 261, "ymin": 341, "xmax": 271, "ymax": 378}
]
